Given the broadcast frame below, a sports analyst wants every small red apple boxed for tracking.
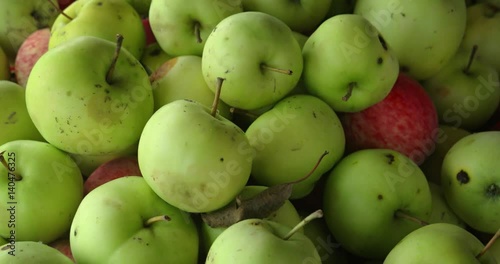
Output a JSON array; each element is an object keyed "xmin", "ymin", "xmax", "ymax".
[
  {"xmin": 84, "ymin": 156, "xmax": 142, "ymax": 195},
  {"xmin": 14, "ymin": 28, "xmax": 50, "ymax": 87},
  {"xmin": 49, "ymin": 237, "xmax": 75, "ymax": 262},
  {"xmin": 58, "ymin": 0, "xmax": 75, "ymax": 10},
  {"xmin": 340, "ymin": 73, "xmax": 439, "ymax": 165},
  {"xmin": 142, "ymin": 18, "xmax": 156, "ymax": 46}
]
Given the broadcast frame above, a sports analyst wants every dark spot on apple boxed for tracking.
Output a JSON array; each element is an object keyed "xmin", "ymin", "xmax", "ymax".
[
  {"xmin": 377, "ymin": 57, "xmax": 383, "ymax": 64},
  {"xmin": 97, "ymin": 2, "xmax": 103, "ymax": 6},
  {"xmin": 251, "ymin": 221, "xmax": 261, "ymax": 226},
  {"xmin": 95, "ymin": 84, "xmax": 102, "ymax": 88},
  {"xmin": 149, "ymin": 48, "xmax": 161, "ymax": 56},
  {"xmin": 105, "ymin": 89, "xmax": 110, "ymax": 94},
  {"xmin": 118, "ymin": 15, "xmax": 122, "ymax": 20},
  {"xmin": 486, "ymin": 184, "xmax": 500, "ymax": 198},
  {"xmin": 378, "ymin": 34, "xmax": 388, "ymax": 50},
  {"xmin": 73, "ymin": 229, "xmax": 77, "ymax": 237},
  {"xmin": 456, "ymin": 170, "xmax": 469, "ymax": 184},
  {"xmin": 312, "ymin": 111, "xmax": 317, "ymax": 118},
  {"xmin": 401, "ymin": 12, "xmax": 406, "ymax": 17},
  {"xmin": 30, "ymin": 10, "xmax": 42, "ymax": 23},
  {"xmin": 400, "ymin": 65, "xmax": 410, "ymax": 72},
  {"xmin": 66, "ymin": 91, "xmax": 72, "ymax": 96},
  {"xmin": 416, "ymin": 188, "xmax": 420, "ymax": 194},
  {"xmin": 220, "ymin": 157, "xmax": 224, "ymax": 162},
  {"xmin": 385, "ymin": 153, "xmax": 395, "ymax": 164},
  {"xmin": 377, "ymin": 194, "xmax": 383, "ymax": 200}
]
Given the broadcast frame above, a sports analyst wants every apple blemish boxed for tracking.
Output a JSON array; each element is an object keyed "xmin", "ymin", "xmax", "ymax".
[{"xmin": 456, "ymin": 170, "xmax": 470, "ymax": 184}]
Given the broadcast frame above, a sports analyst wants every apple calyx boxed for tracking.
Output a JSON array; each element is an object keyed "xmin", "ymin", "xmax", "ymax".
[
  {"xmin": 282, "ymin": 209, "xmax": 323, "ymax": 240},
  {"xmin": 144, "ymin": 215, "xmax": 171, "ymax": 227},
  {"xmin": 463, "ymin": 45, "xmax": 479, "ymax": 75},
  {"xmin": 106, "ymin": 34, "xmax": 124, "ymax": 84},
  {"xmin": 394, "ymin": 210, "xmax": 429, "ymax": 226},
  {"xmin": 486, "ymin": 184, "xmax": 500, "ymax": 198},
  {"xmin": 476, "ymin": 227, "xmax": 500, "ymax": 259},
  {"xmin": 47, "ymin": 0, "xmax": 73, "ymax": 21},
  {"xmin": 342, "ymin": 82, "xmax": 357, "ymax": 101},
  {"xmin": 0, "ymin": 151, "xmax": 22, "ymax": 181},
  {"xmin": 194, "ymin": 22, "xmax": 202, "ymax": 43},
  {"xmin": 211, "ymin": 77, "xmax": 225, "ymax": 117},
  {"xmin": 260, "ymin": 64, "xmax": 293, "ymax": 75},
  {"xmin": 201, "ymin": 151, "xmax": 329, "ymax": 228}
]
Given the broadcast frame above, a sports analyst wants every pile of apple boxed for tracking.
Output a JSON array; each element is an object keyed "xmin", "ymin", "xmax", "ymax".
[{"xmin": 0, "ymin": 0, "xmax": 500, "ymax": 263}]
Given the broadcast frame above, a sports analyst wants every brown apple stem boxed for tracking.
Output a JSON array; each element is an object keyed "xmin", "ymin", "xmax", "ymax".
[
  {"xmin": 394, "ymin": 210, "xmax": 429, "ymax": 226},
  {"xmin": 260, "ymin": 64, "xmax": 293, "ymax": 75},
  {"xmin": 194, "ymin": 22, "xmax": 202, "ymax": 43},
  {"xmin": 47, "ymin": 0, "xmax": 73, "ymax": 20},
  {"xmin": 290, "ymin": 151, "xmax": 329, "ymax": 184},
  {"xmin": 144, "ymin": 215, "xmax": 171, "ymax": 227},
  {"xmin": 0, "ymin": 151, "xmax": 22, "ymax": 181},
  {"xmin": 476, "ymin": 228, "xmax": 500, "ymax": 259},
  {"xmin": 342, "ymin": 82, "xmax": 356, "ymax": 101},
  {"xmin": 464, "ymin": 45, "xmax": 479, "ymax": 75},
  {"xmin": 229, "ymin": 108, "xmax": 259, "ymax": 119},
  {"xmin": 106, "ymin": 34, "xmax": 124, "ymax": 84},
  {"xmin": 283, "ymin": 209, "xmax": 323, "ymax": 240},
  {"xmin": 211, "ymin": 77, "xmax": 225, "ymax": 117}
]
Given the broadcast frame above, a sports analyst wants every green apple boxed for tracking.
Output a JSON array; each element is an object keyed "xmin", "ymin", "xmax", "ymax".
[
  {"xmin": 138, "ymin": 99, "xmax": 253, "ymax": 213},
  {"xmin": 206, "ymin": 217, "xmax": 322, "ymax": 263},
  {"xmin": 323, "ymin": 148, "xmax": 432, "ymax": 259},
  {"xmin": 428, "ymin": 182, "xmax": 466, "ymax": 227},
  {"xmin": 200, "ymin": 185, "xmax": 302, "ymax": 253},
  {"xmin": 150, "ymin": 55, "xmax": 232, "ymax": 119},
  {"xmin": 0, "ymin": 0, "xmax": 59, "ymax": 62},
  {"xmin": 26, "ymin": 36, "xmax": 154, "ymax": 156},
  {"xmin": 462, "ymin": 3, "xmax": 500, "ymax": 74},
  {"xmin": 0, "ymin": 46, "xmax": 8, "ymax": 80},
  {"xmin": 422, "ymin": 47, "xmax": 500, "ymax": 131},
  {"xmin": 384, "ymin": 223, "xmax": 497, "ymax": 263},
  {"xmin": 420, "ymin": 125, "xmax": 471, "ymax": 185},
  {"xmin": 0, "ymin": 140, "xmax": 83, "ymax": 244},
  {"xmin": 202, "ymin": 11, "xmax": 303, "ymax": 110},
  {"xmin": 245, "ymin": 94, "xmax": 345, "ymax": 199},
  {"xmin": 50, "ymin": 0, "xmax": 146, "ymax": 59},
  {"xmin": 0, "ymin": 81, "xmax": 44, "ymax": 146},
  {"xmin": 0, "ymin": 241, "xmax": 73, "ymax": 264},
  {"xmin": 302, "ymin": 14, "xmax": 399, "ymax": 113},
  {"xmin": 70, "ymin": 176, "xmax": 199, "ymax": 263},
  {"xmin": 441, "ymin": 131, "xmax": 500, "ymax": 234},
  {"xmin": 241, "ymin": 0, "xmax": 332, "ymax": 34},
  {"xmin": 149, "ymin": 0, "xmax": 243, "ymax": 56},
  {"xmin": 140, "ymin": 42, "xmax": 173, "ymax": 73},
  {"xmin": 292, "ymin": 31, "xmax": 309, "ymax": 50},
  {"xmin": 355, "ymin": 0, "xmax": 467, "ymax": 80}
]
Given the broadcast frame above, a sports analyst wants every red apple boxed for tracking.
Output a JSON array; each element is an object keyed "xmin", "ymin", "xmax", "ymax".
[
  {"xmin": 49, "ymin": 237, "xmax": 75, "ymax": 262},
  {"xmin": 58, "ymin": 0, "xmax": 75, "ymax": 10},
  {"xmin": 14, "ymin": 28, "xmax": 50, "ymax": 87},
  {"xmin": 84, "ymin": 156, "xmax": 142, "ymax": 195},
  {"xmin": 340, "ymin": 73, "xmax": 439, "ymax": 165},
  {"xmin": 142, "ymin": 18, "xmax": 156, "ymax": 46}
]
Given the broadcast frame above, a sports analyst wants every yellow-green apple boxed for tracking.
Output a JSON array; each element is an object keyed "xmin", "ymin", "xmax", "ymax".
[
  {"xmin": 150, "ymin": 55, "xmax": 232, "ymax": 118},
  {"xmin": 70, "ymin": 176, "xmax": 199, "ymax": 263},
  {"xmin": 0, "ymin": 81, "xmax": 44, "ymax": 146},
  {"xmin": 323, "ymin": 148, "xmax": 432, "ymax": 259},
  {"xmin": 0, "ymin": 46, "xmax": 8, "ymax": 80},
  {"xmin": 14, "ymin": 28, "xmax": 50, "ymax": 87},
  {"xmin": 84, "ymin": 155, "xmax": 142, "ymax": 195},
  {"xmin": 420, "ymin": 125, "xmax": 471, "ymax": 185},
  {"xmin": 0, "ymin": 241, "xmax": 74, "ymax": 264},
  {"xmin": 384, "ymin": 223, "xmax": 497, "ymax": 263},
  {"xmin": 423, "ymin": 47, "xmax": 500, "ymax": 131},
  {"xmin": 149, "ymin": 0, "xmax": 243, "ymax": 56},
  {"xmin": 26, "ymin": 36, "xmax": 154, "ymax": 156},
  {"xmin": 50, "ymin": 0, "xmax": 146, "ymax": 59},
  {"xmin": 241, "ymin": 0, "xmax": 332, "ymax": 34},
  {"xmin": 340, "ymin": 73, "xmax": 439, "ymax": 166},
  {"xmin": 0, "ymin": 0, "xmax": 59, "ymax": 62},
  {"xmin": 428, "ymin": 182, "xmax": 466, "ymax": 227},
  {"xmin": 202, "ymin": 11, "xmax": 303, "ymax": 110},
  {"xmin": 302, "ymin": 14, "xmax": 399, "ymax": 113},
  {"xmin": 0, "ymin": 140, "xmax": 83, "ymax": 244},
  {"xmin": 245, "ymin": 94, "xmax": 345, "ymax": 199},
  {"xmin": 355, "ymin": 0, "xmax": 467, "ymax": 80},
  {"xmin": 140, "ymin": 42, "xmax": 172, "ymax": 73},
  {"xmin": 441, "ymin": 131, "xmax": 500, "ymax": 234},
  {"xmin": 138, "ymin": 99, "xmax": 253, "ymax": 213}
]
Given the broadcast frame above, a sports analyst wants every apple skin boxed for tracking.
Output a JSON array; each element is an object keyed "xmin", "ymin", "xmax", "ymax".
[
  {"xmin": 49, "ymin": 237, "xmax": 75, "ymax": 262},
  {"xmin": 142, "ymin": 18, "xmax": 156, "ymax": 46},
  {"xmin": 340, "ymin": 73, "xmax": 439, "ymax": 166},
  {"xmin": 428, "ymin": 182, "xmax": 466, "ymax": 227},
  {"xmin": 384, "ymin": 223, "xmax": 497, "ymax": 263},
  {"xmin": 70, "ymin": 176, "xmax": 199, "ymax": 264},
  {"xmin": 14, "ymin": 28, "xmax": 50, "ymax": 87},
  {"xmin": 0, "ymin": 45, "xmax": 8, "ymax": 80},
  {"xmin": 58, "ymin": 0, "xmax": 75, "ymax": 10},
  {"xmin": 84, "ymin": 155, "xmax": 142, "ymax": 195},
  {"xmin": 0, "ymin": 241, "xmax": 74, "ymax": 264},
  {"xmin": 441, "ymin": 131, "xmax": 500, "ymax": 234}
]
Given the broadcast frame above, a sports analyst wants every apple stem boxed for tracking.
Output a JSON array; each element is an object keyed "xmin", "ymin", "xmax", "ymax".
[
  {"xmin": 290, "ymin": 151, "xmax": 329, "ymax": 185},
  {"xmin": 476, "ymin": 228, "xmax": 500, "ymax": 259},
  {"xmin": 144, "ymin": 215, "xmax": 171, "ymax": 227},
  {"xmin": 342, "ymin": 82, "xmax": 356, "ymax": 101},
  {"xmin": 47, "ymin": 0, "xmax": 73, "ymax": 20},
  {"xmin": 260, "ymin": 64, "xmax": 293, "ymax": 75},
  {"xmin": 464, "ymin": 45, "xmax": 479, "ymax": 75},
  {"xmin": 282, "ymin": 209, "xmax": 323, "ymax": 240},
  {"xmin": 106, "ymin": 34, "xmax": 124, "ymax": 84},
  {"xmin": 211, "ymin": 77, "xmax": 225, "ymax": 117},
  {"xmin": 394, "ymin": 210, "xmax": 429, "ymax": 226},
  {"xmin": 0, "ymin": 151, "xmax": 22, "ymax": 181},
  {"xmin": 194, "ymin": 22, "xmax": 202, "ymax": 43},
  {"xmin": 229, "ymin": 108, "xmax": 259, "ymax": 119}
]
